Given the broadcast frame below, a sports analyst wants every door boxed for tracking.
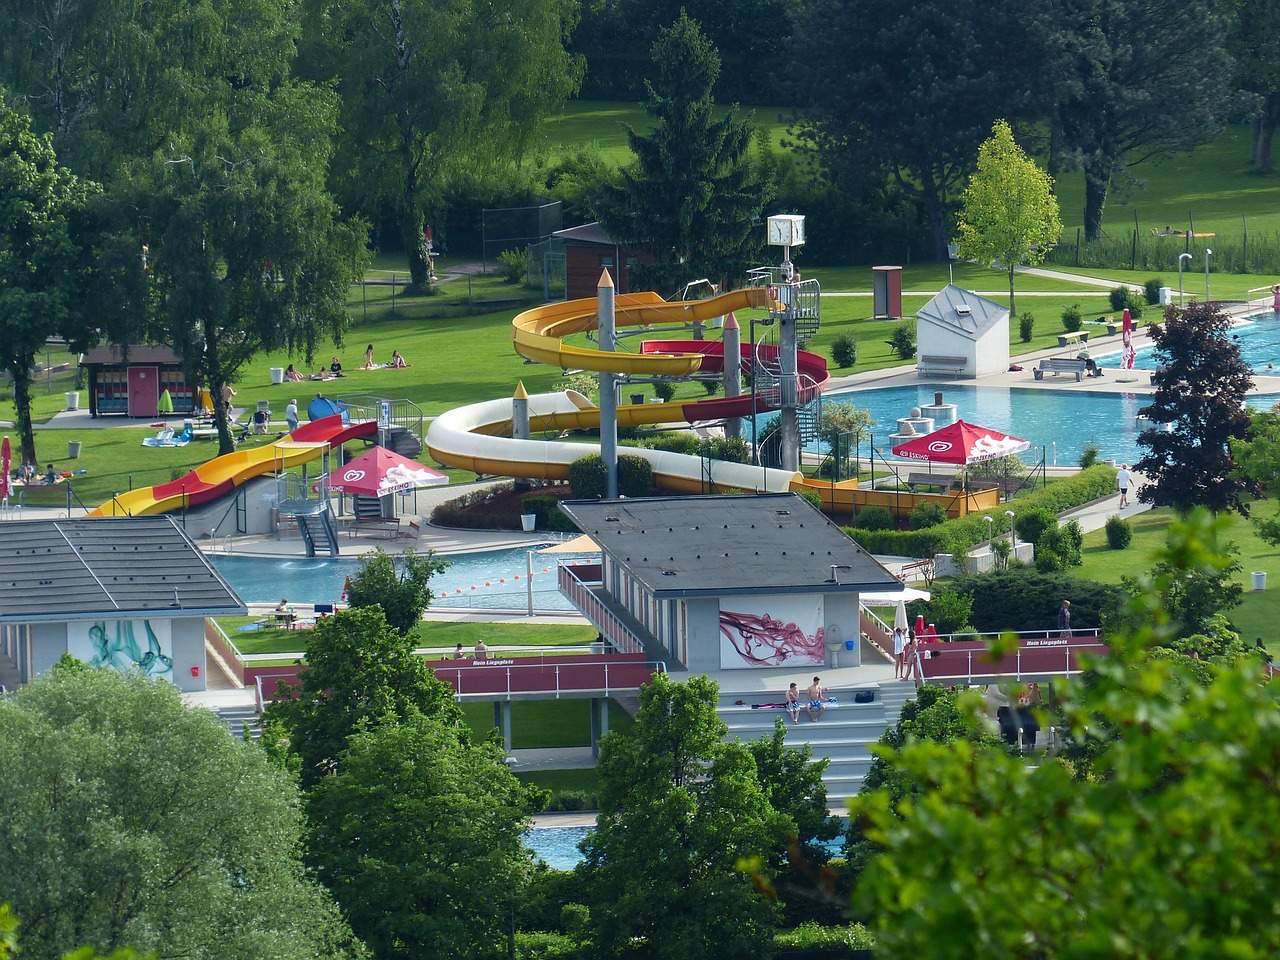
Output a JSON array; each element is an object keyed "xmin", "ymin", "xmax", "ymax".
[{"xmin": 127, "ymin": 366, "xmax": 160, "ymax": 418}]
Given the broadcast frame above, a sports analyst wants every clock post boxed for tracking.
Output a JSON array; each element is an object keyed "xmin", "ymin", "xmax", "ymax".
[{"xmin": 764, "ymin": 215, "xmax": 809, "ymax": 473}]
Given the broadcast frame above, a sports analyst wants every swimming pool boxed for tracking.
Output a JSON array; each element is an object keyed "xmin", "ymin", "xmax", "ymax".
[
  {"xmin": 209, "ymin": 547, "xmax": 597, "ymax": 611},
  {"xmin": 815, "ymin": 384, "xmax": 1279, "ymax": 468},
  {"xmin": 1096, "ymin": 311, "xmax": 1280, "ymax": 372},
  {"xmin": 523, "ymin": 825, "xmax": 846, "ymax": 870}
]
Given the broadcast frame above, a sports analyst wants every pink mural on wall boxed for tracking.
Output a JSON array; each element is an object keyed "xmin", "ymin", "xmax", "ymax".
[{"xmin": 719, "ymin": 596, "xmax": 825, "ymax": 668}]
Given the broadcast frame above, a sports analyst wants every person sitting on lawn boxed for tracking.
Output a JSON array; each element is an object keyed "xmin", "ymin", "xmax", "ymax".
[
  {"xmin": 284, "ymin": 363, "xmax": 304, "ymax": 382},
  {"xmin": 391, "ymin": 350, "xmax": 409, "ymax": 368}
]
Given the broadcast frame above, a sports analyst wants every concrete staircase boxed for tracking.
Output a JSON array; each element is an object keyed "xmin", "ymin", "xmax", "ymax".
[
  {"xmin": 718, "ymin": 679, "xmax": 917, "ymax": 799},
  {"xmin": 215, "ymin": 704, "xmax": 261, "ymax": 741}
]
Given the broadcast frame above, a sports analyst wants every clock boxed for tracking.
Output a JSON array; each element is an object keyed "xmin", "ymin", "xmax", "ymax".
[{"xmin": 767, "ymin": 215, "xmax": 806, "ymax": 247}]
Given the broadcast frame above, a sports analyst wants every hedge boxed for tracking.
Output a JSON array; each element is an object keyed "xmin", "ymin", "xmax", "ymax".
[{"xmin": 843, "ymin": 464, "xmax": 1117, "ymax": 558}]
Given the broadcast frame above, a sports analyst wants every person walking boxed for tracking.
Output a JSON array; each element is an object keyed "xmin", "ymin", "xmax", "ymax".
[
  {"xmin": 1057, "ymin": 599, "xmax": 1072, "ymax": 636},
  {"xmin": 285, "ymin": 398, "xmax": 299, "ymax": 433},
  {"xmin": 1116, "ymin": 463, "xmax": 1132, "ymax": 508}
]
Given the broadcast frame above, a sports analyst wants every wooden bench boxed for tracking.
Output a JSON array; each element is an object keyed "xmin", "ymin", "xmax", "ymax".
[
  {"xmin": 1057, "ymin": 331, "xmax": 1089, "ymax": 347},
  {"xmin": 1034, "ymin": 357, "xmax": 1088, "ymax": 382},
  {"xmin": 348, "ymin": 517, "xmax": 404, "ymax": 539},
  {"xmin": 906, "ymin": 472, "xmax": 955, "ymax": 491},
  {"xmin": 916, "ymin": 355, "xmax": 967, "ymax": 378}
]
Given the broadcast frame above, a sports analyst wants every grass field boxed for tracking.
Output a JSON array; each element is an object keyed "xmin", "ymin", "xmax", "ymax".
[{"xmin": 218, "ymin": 618, "xmax": 596, "ymax": 656}]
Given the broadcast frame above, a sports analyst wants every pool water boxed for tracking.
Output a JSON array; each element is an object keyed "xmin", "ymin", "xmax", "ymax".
[
  {"xmin": 1096, "ymin": 312, "xmax": 1280, "ymax": 372},
  {"xmin": 210, "ymin": 548, "xmax": 596, "ymax": 611},
  {"xmin": 814, "ymin": 383, "xmax": 1278, "ymax": 468},
  {"xmin": 524, "ymin": 825, "xmax": 847, "ymax": 870}
]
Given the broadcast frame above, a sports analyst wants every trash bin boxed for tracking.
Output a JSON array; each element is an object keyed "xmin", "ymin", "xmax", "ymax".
[
  {"xmin": 1253, "ymin": 571, "xmax": 1268, "ymax": 591},
  {"xmin": 270, "ymin": 367, "xmax": 284, "ymax": 385},
  {"xmin": 630, "ymin": 393, "xmax": 645, "ymax": 405},
  {"xmin": 68, "ymin": 440, "xmax": 81, "ymax": 459},
  {"xmin": 65, "ymin": 391, "xmax": 80, "ymax": 411},
  {"xmin": 521, "ymin": 513, "xmax": 536, "ymax": 532},
  {"xmin": 1159, "ymin": 287, "xmax": 1173, "ymax": 306}
]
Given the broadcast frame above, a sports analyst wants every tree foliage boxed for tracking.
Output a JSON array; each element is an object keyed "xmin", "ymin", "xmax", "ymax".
[
  {"xmin": 0, "ymin": 663, "xmax": 359, "ymax": 960},
  {"xmin": 955, "ymin": 120, "xmax": 1061, "ymax": 317},
  {"xmin": 594, "ymin": 13, "xmax": 768, "ymax": 293},
  {"xmin": 1231, "ymin": 410, "xmax": 1280, "ymax": 544},
  {"xmin": 262, "ymin": 606, "xmax": 464, "ymax": 788},
  {"xmin": 580, "ymin": 674, "xmax": 787, "ymax": 959},
  {"xmin": 346, "ymin": 546, "xmax": 449, "ymax": 635},
  {"xmin": 853, "ymin": 510, "xmax": 1280, "ymax": 958},
  {"xmin": 1228, "ymin": 0, "xmax": 1280, "ymax": 173},
  {"xmin": 1136, "ymin": 303, "xmax": 1258, "ymax": 514},
  {"xmin": 0, "ymin": 98, "xmax": 100, "ymax": 468},
  {"xmin": 818, "ymin": 401, "xmax": 874, "ymax": 480},
  {"xmin": 307, "ymin": 715, "xmax": 546, "ymax": 960}
]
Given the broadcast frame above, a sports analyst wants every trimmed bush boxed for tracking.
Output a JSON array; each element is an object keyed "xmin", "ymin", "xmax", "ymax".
[
  {"xmin": 1079, "ymin": 439, "xmax": 1101, "ymax": 469},
  {"xmin": 1061, "ymin": 303, "xmax": 1082, "ymax": 332},
  {"xmin": 1105, "ymin": 514, "xmax": 1133, "ymax": 549},
  {"xmin": 1144, "ymin": 277, "xmax": 1163, "ymax": 305},
  {"xmin": 521, "ymin": 494, "xmax": 577, "ymax": 532},
  {"xmin": 701, "ymin": 378, "xmax": 719, "ymax": 395},
  {"xmin": 1109, "ymin": 286, "xmax": 1130, "ymax": 312},
  {"xmin": 546, "ymin": 790, "xmax": 597, "ymax": 812},
  {"xmin": 617, "ymin": 454, "xmax": 653, "ymax": 497},
  {"xmin": 910, "ymin": 589, "xmax": 973, "ymax": 636},
  {"xmin": 955, "ymin": 568, "xmax": 1126, "ymax": 633},
  {"xmin": 798, "ymin": 489, "xmax": 824, "ymax": 512},
  {"xmin": 908, "ymin": 500, "xmax": 948, "ymax": 530},
  {"xmin": 852, "ymin": 505, "xmax": 893, "ymax": 530},
  {"xmin": 1015, "ymin": 506, "xmax": 1059, "ymax": 546},
  {"xmin": 889, "ymin": 324, "xmax": 916, "ymax": 360},
  {"xmin": 653, "ymin": 381, "xmax": 676, "ymax": 402},
  {"xmin": 831, "ymin": 332, "xmax": 858, "ymax": 368},
  {"xmin": 568, "ymin": 455, "xmax": 607, "ymax": 499},
  {"xmin": 1018, "ymin": 311, "xmax": 1035, "ymax": 343}
]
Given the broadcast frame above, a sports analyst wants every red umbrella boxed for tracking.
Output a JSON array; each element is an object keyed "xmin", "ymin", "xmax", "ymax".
[
  {"xmin": 891, "ymin": 419, "xmax": 1031, "ymax": 465},
  {"xmin": 0, "ymin": 436, "xmax": 9, "ymax": 502},
  {"xmin": 326, "ymin": 447, "xmax": 448, "ymax": 497}
]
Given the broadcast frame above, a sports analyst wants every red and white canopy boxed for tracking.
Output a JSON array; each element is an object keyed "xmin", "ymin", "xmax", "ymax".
[
  {"xmin": 326, "ymin": 447, "xmax": 448, "ymax": 497},
  {"xmin": 891, "ymin": 419, "xmax": 1030, "ymax": 465}
]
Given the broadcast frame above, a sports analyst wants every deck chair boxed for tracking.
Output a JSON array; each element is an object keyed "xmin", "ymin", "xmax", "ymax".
[{"xmin": 141, "ymin": 426, "xmax": 175, "ymax": 447}]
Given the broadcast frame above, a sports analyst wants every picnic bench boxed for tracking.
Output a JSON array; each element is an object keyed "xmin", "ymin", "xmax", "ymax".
[
  {"xmin": 1033, "ymin": 357, "xmax": 1088, "ymax": 382},
  {"xmin": 347, "ymin": 517, "xmax": 405, "ymax": 539},
  {"xmin": 1057, "ymin": 331, "xmax": 1089, "ymax": 347},
  {"xmin": 906, "ymin": 472, "xmax": 955, "ymax": 491},
  {"xmin": 916, "ymin": 355, "xmax": 967, "ymax": 378}
]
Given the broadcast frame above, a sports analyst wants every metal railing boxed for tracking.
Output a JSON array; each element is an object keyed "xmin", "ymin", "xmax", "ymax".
[
  {"xmin": 558, "ymin": 563, "xmax": 646, "ymax": 654},
  {"xmin": 435, "ymin": 656, "xmax": 666, "ymax": 701},
  {"xmin": 916, "ymin": 635, "xmax": 1106, "ymax": 686}
]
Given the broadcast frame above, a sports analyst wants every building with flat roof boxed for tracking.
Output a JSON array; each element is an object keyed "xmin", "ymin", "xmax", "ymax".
[
  {"xmin": 0, "ymin": 517, "xmax": 245, "ymax": 690},
  {"xmin": 558, "ymin": 492, "xmax": 903, "ymax": 673}
]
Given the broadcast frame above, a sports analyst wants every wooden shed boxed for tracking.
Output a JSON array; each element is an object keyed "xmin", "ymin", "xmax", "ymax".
[
  {"xmin": 79, "ymin": 345, "xmax": 198, "ymax": 419},
  {"xmin": 554, "ymin": 222, "xmax": 654, "ymax": 300}
]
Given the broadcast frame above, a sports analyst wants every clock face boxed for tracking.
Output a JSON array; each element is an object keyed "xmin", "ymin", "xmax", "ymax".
[{"xmin": 767, "ymin": 215, "xmax": 804, "ymax": 246}]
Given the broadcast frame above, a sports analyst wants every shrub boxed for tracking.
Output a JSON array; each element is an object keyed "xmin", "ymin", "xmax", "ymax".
[
  {"xmin": 699, "ymin": 436, "xmax": 750, "ymax": 464},
  {"xmin": 1079, "ymin": 438, "xmax": 1101, "ymax": 468},
  {"xmin": 911, "ymin": 589, "xmax": 974, "ymax": 636},
  {"xmin": 1061, "ymin": 303, "xmax": 1083, "ymax": 332},
  {"xmin": 908, "ymin": 500, "xmax": 948, "ymax": 530},
  {"xmin": 617, "ymin": 454, "xmax": 653, "ymax": 497},
  {"xmin": 889, "ymin": 323, "xmax": 916, "ymax": 360},
  {"xmin": 1040, "ymin": 523, "xmax": 1082, "ymax": 567},
  {"xmin": 497, "ymin": 248, "xmax": 525, "ymax": 284},
  {"xmin": 701, "ymin": 378, "xmax": 719, "ymax": 395},
  {"xmin": 1109, "ymin": 286, "xmax": 1130, "ymax": 312},
  {"xmin": 521, "ymin": 494, "xmax": 577, "ymax": 532},
  {"xmin": 653, "ymin": 380, "xmax": 676, "ymax": 402},
  {"xmin": 831, "ymin": 332, "xmax": 858, "ymax": 369},
  {"xmin": 775, "ymin": 921, "xmax": 876, "ymax": 952},
  {"xmin": 546, "ymin": 790, "xmax": 597, "ymax": 812},
  {"xmin": 1014, "ymin": 506, "xmax": 1059, "ymax": 546},
  {"xmin": 1144, "ymin": 277, "xmax": 1163, "ymax": 305},
  {"xmin": 852, "ymin": 504, "xmax": 893, "ymax": 530},
  {"xmin": 568, "ymin": 455, "xmax": 607, "ymax": 499},
  {"xmin": 1018, "ymin": 311, "xmax": 1035, "ymax": 343},
  {"xmin": 798, "ymin": 489, "xmax": 825, "ymax": 512},
  {"xmin": 1035, "ymin": 548, "xmax": 1066, "ymax": 572},
  {"xmin": 955, "ymin": 568, "xmax": 1125, "ymax": 633},
  {"xmin": 1105, "ymin": 514, "xmax": 1133, "ymax": 549}
]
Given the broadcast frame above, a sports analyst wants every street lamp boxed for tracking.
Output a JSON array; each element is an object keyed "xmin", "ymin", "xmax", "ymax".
[
  {"xmin": 983, "ymin": 515, "xmax": 993, "ymax": 546},
  {"xmin": 1205, "ymin": 248, "xmax": 1213, "ymax": 304},
  {"xmin": 1005, "ymin": 509, "xmax": 1017, "ymax": 554},
  {"xmin": 1178, "ymin": 252, "xmax": 1192, "ymax": 306}
]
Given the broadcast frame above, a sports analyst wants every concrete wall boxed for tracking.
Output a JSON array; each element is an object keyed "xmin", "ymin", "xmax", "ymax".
[{"xmin": 25, "ymin": 615, "xmax": 208, "ymax": 692}]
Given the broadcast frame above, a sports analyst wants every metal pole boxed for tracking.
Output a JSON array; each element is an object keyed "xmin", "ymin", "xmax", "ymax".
[
  {"xmin": 750, "ymin": 317, "xmax": 758, "ymax": 465},
  {"xmin": 1205, "ymin": 248, "xmax": 1213, "ymax": 303},
  {"xmin": 526, "ymin": 550, "xmax": 534, "ymax": 617},
  {"xmin": 598, "ymin": 270, "xmax": 618, "ymax": 499}
]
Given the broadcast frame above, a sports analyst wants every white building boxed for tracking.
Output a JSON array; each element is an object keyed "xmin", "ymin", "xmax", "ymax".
[{"xmin": 916, "ymin": 284, "xmax": 1010, "ymax": 378}]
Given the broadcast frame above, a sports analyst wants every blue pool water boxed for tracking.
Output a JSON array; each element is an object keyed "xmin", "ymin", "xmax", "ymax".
[
  {"xmin": 524, "ymin": 825, "xmax": 846, "ymax": 870},
  {"xmin": 1096, "ymin": 312, "xmax": 1280, "ymax": 372},
  {"xmin": 815, "ymin": 383, "xmax": 1279, "ymax": 468},
  {"xmin": 210, "ymin": 548, "xmax": 596, "ymax": 611}
]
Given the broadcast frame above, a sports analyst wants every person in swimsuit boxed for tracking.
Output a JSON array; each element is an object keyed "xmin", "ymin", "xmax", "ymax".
[
  {"xmin": 806, "ymin": 676, "xmax": 826, "ymax": 721},
  {"xmin": 893, "ymin": 627, "xmax": 907, "ymax": 679},
  {"xmin": 785, "ymin": 682, "xmax": 801, "ymax": 724},
  {"xmin": 362, "ymin": 344, "xmax": 375, "ymax": 369}
]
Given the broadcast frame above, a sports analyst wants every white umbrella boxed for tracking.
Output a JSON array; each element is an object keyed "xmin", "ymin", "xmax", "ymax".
[{"xmin": 894, "ymin": 598, "xmax": 910, "ymax": 633}]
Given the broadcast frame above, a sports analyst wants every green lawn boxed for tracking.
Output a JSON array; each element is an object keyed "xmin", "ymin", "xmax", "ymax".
[
  {"xmin": 218, "ymin": 617, "xmax": 595, "ymax": 657},
  {"xmin": 515, "ymin": 767, "xmax": 600, "ymax": 797},
  {"xmin": 461, "ymin": 697, "xmax": 634, "ymax": 749},
  {"xmin": 1077, "ymin": 508, "xmax": 1280, "ymax": 652}
]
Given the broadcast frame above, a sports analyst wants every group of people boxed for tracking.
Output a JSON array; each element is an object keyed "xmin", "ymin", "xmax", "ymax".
[
  {"xmin": 892, "ymin": 627, "xmax": 925, "ymax": 684},
  {"xmin": 10, "ymin": 462, "xmax": 58, "ymax": 485},
  {"xmin": 452, "ymin": 640, "xmax": 489, "ymax": 661},
  {"xmin": 783, "ymin": 676, "xmax": 829, "ymax": 723},
  {"xmin": 357, "ymin": 344, "xmax": 410, "ymax": 370}
]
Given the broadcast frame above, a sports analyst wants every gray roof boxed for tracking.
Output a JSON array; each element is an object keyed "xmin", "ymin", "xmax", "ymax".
[
  {"xmin": 79, "ymin": 344, "xmax": 181, "ymax": 366},
  {"xmin": 0, "ymin": 517, "xmax": 246, "ymax": 623},
  {"xmin": 553, "ymin": 221, "xmax": 618, "ymax": 246},
  {"xmin": 917, "ymin": 284, "xmax": 1008, "ymax": 337},
  {"xmin": 559, "ymin": 493, "xmax": 903, "ymax": 600}
]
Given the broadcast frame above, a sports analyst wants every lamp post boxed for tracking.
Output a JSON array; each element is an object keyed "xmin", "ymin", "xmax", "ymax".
[
  {"xmin": 1005, "ymin": 509, "xmax": 1017, "ymax": 554},
  {"xmin": 983, "ymin": 515, "xmax": 993, "ymax": 547},
  {"xmin": 1178, "ymin": 252, "xmax": 1192, "ymax": 306},
  {"xmin": 1204, "ymin": 248, "xmax": 1213, "ymax": 303}
]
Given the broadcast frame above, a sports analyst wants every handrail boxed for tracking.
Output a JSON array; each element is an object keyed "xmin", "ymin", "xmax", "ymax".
[
  {"xmin": 916, "ymin": 637, "xmax": 1106, "ymax": 686},
  {"xmin": 557, "ymin": 564, "xmax": 646, "ymax": 654}
]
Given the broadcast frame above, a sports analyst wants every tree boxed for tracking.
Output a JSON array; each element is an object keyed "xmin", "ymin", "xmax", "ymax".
[
  {"xmin": 580, "ymin": 673, "xmax": 787, "ymax": 959},
  {"xmin": 307, "ymin": 715, "xmax": 546, "ymax": 960},
  {"xmin": 594, "ymin": 13, "xmax": 768, "ymax": 294},
  {"xmin": 1135, "ymin": 303, "xmax": 1258, "ymax": 514},
  {"xmin": 955, "ymin": 120, "xmax": 1061, "ymax": 317},
  {"xmin": 818, "ymin": 401, "xmax": 874, "ymax": 481},
  {"xmin": 262, "ymin": 606, "xmax": 463, "ymax": 788},
  {"xmin": 1227, "ymin": 0, "xmax": 1280, "ymax": 173},
  {"xmin": 0, "ymin": 98, "xmax": 99, "ymax": 468},
  {"xmin": 0, "ymin": 662, "xmax": 360, "ymax": 960},
  {"xmin": 346, "ymin": 546, "xmax": 449, "ymax": 635},
  {"xmin": 1231, "ymin": 410, "xmax": 1280, "ymax": 544},
  {"xmin": 1056, "ymin": 0, "xmax": 1231, "ymax": 240},
  {"xmin": 852, "ymin": 511, "xmax": 1280, "ymax": 958},
  {"xmin": 747, "ymin": 718, "xmax": 842, "ymax": 867},
  {"xmin": 300, "ymin": 0, "xmax": 583, "ymax": 290},
  {"xmin": 794, "ymin": 0, "xmax": 1038, "ymax": 259}
]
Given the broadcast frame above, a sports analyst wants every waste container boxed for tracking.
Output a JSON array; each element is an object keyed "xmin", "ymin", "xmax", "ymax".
[
  {"xmin": 65, "ymin": 391, "xmax": 80, "ymax": 411},
  {"xmin": 270, "ymin": 367, "xmax": 284, "ymax": 385},
  {"xmin": 68, "ymin": 440, "xmax": 82, "ymax": 459},
  {"xmin": 630, "ymin": 393, "xmax": 645, "ymax": 405},
  {"xmin": 1159, "ymin": 287, "xmax": 1173, "ymax": 306},
  {"xmin": 521, "ymin": 514, "xmax": 536, "ymax": 532},
  {"xmin": 1253, "ymin": 571, "xmax": 1268, "ymax": 591}
]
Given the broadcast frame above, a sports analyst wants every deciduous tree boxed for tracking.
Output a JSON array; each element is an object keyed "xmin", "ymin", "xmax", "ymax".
[
  {"xmin": 1136, "ymin": 302, "xmax": 1258, "ymax": 514},
  {"xmin": 0, "ymin": 662, "xmax": 360, "ymax": 960},
  {"xmin": 581, "ymin": 674, "xmax": 787, "ymax": 959},
  {"xmin": 594, "ymin": 13, "xmax": 768, "ymax": 294},
  {"xmin": 346, "ymin": 546, "xmax": 449, "ymax": 635},
  {"xmin": 307, "ymin": 715, "xmax": 545, "ymax": 960},
  {"xmin": 955, "ymin": 121, "xmax": 1061, "ymax": 317},
  {"xmin": 1227, "ymin": 0, "xmax": 1280, "ymax": 173}
]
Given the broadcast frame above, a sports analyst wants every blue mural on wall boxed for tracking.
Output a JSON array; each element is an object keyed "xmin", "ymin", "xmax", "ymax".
[{"xmin": 74, "ymin": 619, "xmax": 174, "ymax": 678}]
